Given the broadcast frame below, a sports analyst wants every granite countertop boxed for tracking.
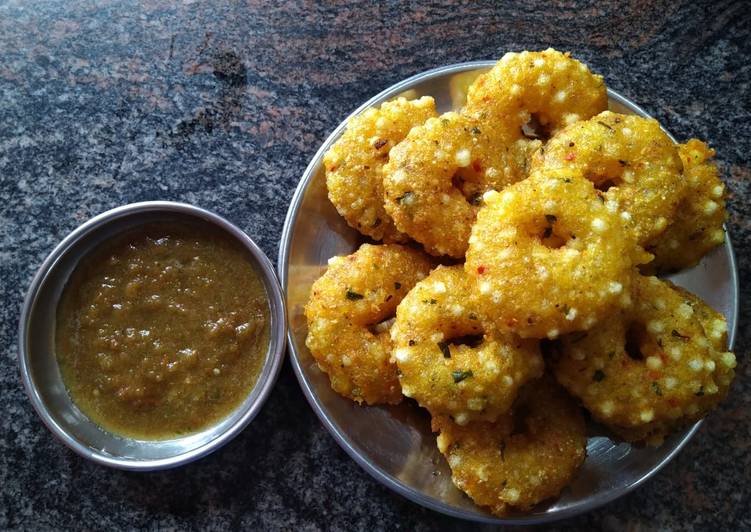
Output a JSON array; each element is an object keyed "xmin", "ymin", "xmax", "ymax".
[{"xmin": 1, "ymin": 1, "xmax": 749, "ymax": 530}]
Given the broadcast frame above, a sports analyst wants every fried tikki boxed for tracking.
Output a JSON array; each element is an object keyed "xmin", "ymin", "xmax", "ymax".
[
  {"xmin": 324, "ymin": 96, "xmax": 437, "ymax": 242},
  {"xmin": 554, "ymin": 275, "xmax": 736, "ymax": 445},
  {"xmin": 467, "ymin": 169, "xmax": 647, "ymax": 338},
  {"xmin": 392, "ymin": 265, "xmax": 543, "ymax": 424},
  {"xmin": 305, "ymin": 243, "xmax": 433, "ymax": 404},
  {"xmin": 433, "ymin": 376, "xmax": 586, "ymax": 515}
]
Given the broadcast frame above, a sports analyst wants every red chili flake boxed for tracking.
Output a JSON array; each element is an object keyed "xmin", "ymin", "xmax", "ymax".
[
  {"xmin": 506, "ymin": 317, "xmax": 519, "ymax": 327},
  {"xmin": 477, "ymin": 265, "xmax": 486, "ymax": 274},
  {"xmin": 472, "ymin": 160, "xmax": 482, "ymax": 172},
  {"xmin": 565, "ymin": 152, "xmax": 576, "ymax": 161},
  {"xmin": 667, "ymin": 398, "xmax": 679, "ymax": 408},
  {"xmin": 648, "ymin": 370, "xmax": 662, "ymax": 380}
]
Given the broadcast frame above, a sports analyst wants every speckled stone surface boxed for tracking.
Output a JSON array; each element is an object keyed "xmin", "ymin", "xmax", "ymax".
[{"xmin": 1, "ymin": 0, "xmax": 749, "ymax": 530}]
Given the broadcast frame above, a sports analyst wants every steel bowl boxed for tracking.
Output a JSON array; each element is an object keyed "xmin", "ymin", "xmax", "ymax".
[
  {"xmin": 19, "ymin": 201, "xmax": 287, "ymax": 470},
  {"xmin": 278, "ymin": 61, "xmax": 738, "ymax": 524}
]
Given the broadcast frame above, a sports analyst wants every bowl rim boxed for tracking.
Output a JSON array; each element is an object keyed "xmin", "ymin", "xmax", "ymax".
[
  {"xmin": 18, "ymin": 200, "xmax": 287, "ymax": 471},
  {"xmin": 278, "ymin": 60, "xmax": 739, "ymax": 524}
]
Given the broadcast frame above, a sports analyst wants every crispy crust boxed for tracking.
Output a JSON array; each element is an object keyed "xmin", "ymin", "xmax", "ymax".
[
  {"xmin": 466, "ymin": 49, "xmax": 607, "ymax": 137},
  {"xmin": 554, "ymin": 275, "xmax": 736, "ymax": 445},
  {"xmin": 466, "ymin": 169, "xmax": 646, "ymax": 338},
  {"xmin": 432, "ymin": 376, "xmax": 586, "ymax": 515},
  {"xmin": 383, "ymin": 49, "xmax": 606, "ymax": 258},
  {"xmin": 392, "ymin": 265, "xmax": 543, "ymax": 424},
  {"xmin": 324, "ymin": 96, "xmax": 437, "ymax": 242},
  {"xmin": 530, "ymin": 111, "xmax": 685, "ymax": 245},
  {"xmin": 305, "ymin": 243, "xmax": 433, "ymax": 404},
  {"xmin": 642, "ymin": 139, "xmax": 727, "ymax": 273}
]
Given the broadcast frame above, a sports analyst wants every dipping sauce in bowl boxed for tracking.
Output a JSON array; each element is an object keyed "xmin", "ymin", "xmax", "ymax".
[
  {"xmin": 55, "ymin": 221, "xmax": 270, "ymax": 440},
  {"xmin": 20, "ymin": 201, "xmax": 285, "ymax": 469}
]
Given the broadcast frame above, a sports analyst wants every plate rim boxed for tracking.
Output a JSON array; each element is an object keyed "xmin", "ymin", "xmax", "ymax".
[{"xmin": 277, "ymin": 60, "xmax": 739, "ymax": 524}]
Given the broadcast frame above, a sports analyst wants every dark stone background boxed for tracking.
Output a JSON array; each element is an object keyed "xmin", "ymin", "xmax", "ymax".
[{"xmin": 1, "ymin": 1, "xmax": 748, "ymax": 530}]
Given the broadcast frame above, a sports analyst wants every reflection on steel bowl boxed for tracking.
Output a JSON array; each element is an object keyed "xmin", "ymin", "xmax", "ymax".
[{"xmin": 19, "ymin": 201, "xmax": 287, "ymax": 470}]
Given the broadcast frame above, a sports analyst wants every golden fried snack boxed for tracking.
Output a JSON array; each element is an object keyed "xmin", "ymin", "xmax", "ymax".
[
  {"xmin": 530, "ymin": 111, "xmax": 685, "ymax": 245},
  {"xmin": 391, "ymin": 265, "xmax": 544, "ymax": 425},
  {"xmin": 611, "ymin": 285, "xmax": 736, "ymax": 444},
  {"xmin": 673, "ymin": 286, "xmax": 730, "ymax": 352},
  {"xmin": 554, "ymin": 275, "xmax": 737, "ymax": 445},
  {"xmin": 433, "ymin": 376, "xmax": 586, "ymax": 515},
  {"xmin": 642, "ymin": 139, "xmax": 727, "ymax": 273},
  {"xmin": 324, "ymin": 96, "xmax": 437, "ymax": 242},
  {"xmin": 384, "ymin": 111, "xmax": 533, "ymax": 257},
  {"xmin": 466, "ymin": 48, "xmax": 607, "ymax": 138},
  {"xmin": 383, "ymin": 49, "xmax": 606, "ymax": 258},
  {"xmin": 466, "ymin": 169, "xmax": 647, "ymax": 339},
  {"xmin": 305, "ymin": 243, "xmax": 433, "ymax": 404}
]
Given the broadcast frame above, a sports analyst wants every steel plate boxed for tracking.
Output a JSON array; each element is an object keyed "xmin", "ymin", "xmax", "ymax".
[{"xmin": 278, "ymin": 61, "xmax": 738, "ymax": 524}]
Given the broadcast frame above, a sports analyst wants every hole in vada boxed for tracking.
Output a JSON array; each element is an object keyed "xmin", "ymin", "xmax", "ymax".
[
  {"xmin": 451, "ymin": 172, "xmax": 466, "ymax": 191},
  {"xmin": 447, "ymin": 334, "xmax": 484, "ymax": 349},
  {"xmin": 511, "ymin": 403, "xmax": 531, "ymax": 435},
  {"xmin": 522, "ymin": 113, "xmax": 552, "ymax": 140},
  {"xmin": 367, "ymin": 316, "xmax": 396, "ymax": 335},
  {"xmin": 452, "ymin": 172, "xmax": 484, "ymax": 205},
  {"xmin": 541, "ymin": 233, "xmax": 567, "ymax": 249},
  {"xmin": 624, "ymin": 322, "xmax": 647, "ymax": 361},
  {"xmin": 594, "ymin": 178, "xmax": 620, "ymax": 193},
  {"xmin": 540, "ymin": 338, "xmax": 563, "ymax": 361},
  {"xmin": 536, "ymin": 214, "xmax": 569, "ymax": 249}
]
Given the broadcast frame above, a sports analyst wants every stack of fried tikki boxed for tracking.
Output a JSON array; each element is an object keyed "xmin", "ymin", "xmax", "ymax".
[{"xmin": 305, "ymin": 49, "xmax": 736, "ymax": 516}]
